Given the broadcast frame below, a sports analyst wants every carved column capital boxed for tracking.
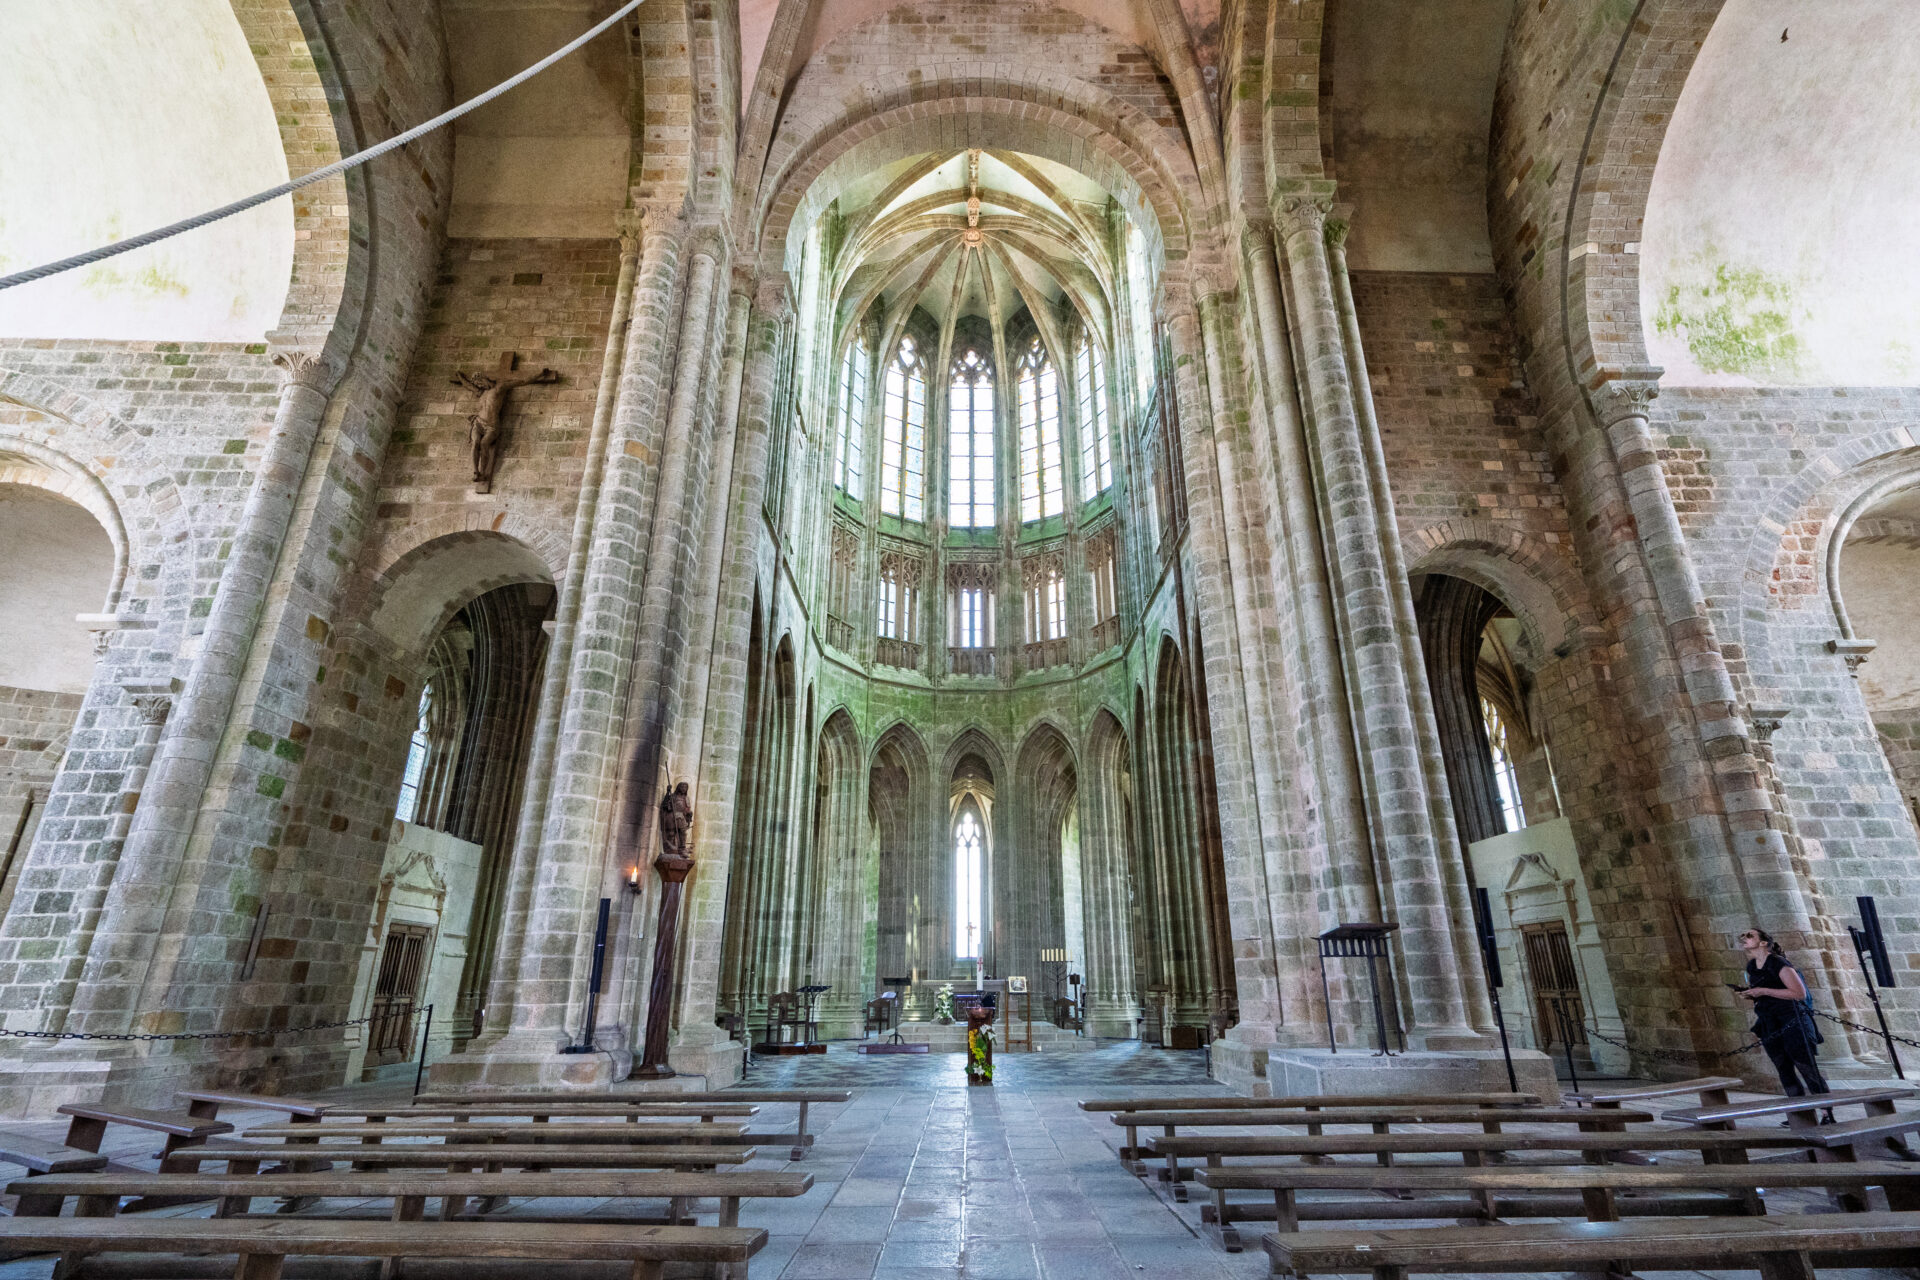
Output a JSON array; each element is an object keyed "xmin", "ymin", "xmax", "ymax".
[
  {"xmin": 1747, "ymin": 704, "xmax": 1796, "ymax": 741},
  {"xmin": 1275, "ymin": 195, "xmax": 1332, "ymax": 243},
  {"xmin": 122, "ymin": 676, "xmax": 182, "ymax": 727},
  {"xmin": 614, "ymin": 207, "xmax": 647, "ymax": 257},
  {"xmin": 753, "ymin": 272, "xmax": 796, "ymax": 322},
  {"xmin": 1591, "ymin": 365, "xmax": 1665, "ymax": 426},
  {"xmin": 268, "ymin": 345, "xmax": 343, "ymax": 395},
  {"xmin": 1827, "ymin": 637, "xmax": 1875, "ymax": 677}
]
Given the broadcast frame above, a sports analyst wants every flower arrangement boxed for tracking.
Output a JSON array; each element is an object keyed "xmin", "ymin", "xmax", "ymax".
[
  {"xmin": 966, "ymin": 1022, "xmax": 994, "ymax": 1083},
  {"xmin": 934, "ymin": 984, "xmax": 955, "ymax": 1024}
]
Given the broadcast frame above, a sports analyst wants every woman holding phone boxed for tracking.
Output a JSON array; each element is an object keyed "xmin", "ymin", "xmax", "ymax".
[{"xmin": 1736, "ymin": 927, "xmax": 1829, "ymax": 1101}]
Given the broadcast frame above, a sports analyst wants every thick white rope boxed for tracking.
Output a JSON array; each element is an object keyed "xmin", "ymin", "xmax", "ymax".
[{"xmin": 0, "ymin": 0, "xmax": 645, "ymax": 293}]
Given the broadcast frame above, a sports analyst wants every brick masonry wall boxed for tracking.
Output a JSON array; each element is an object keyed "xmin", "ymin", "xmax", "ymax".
[
  {"xmin": 1354, "ymin": 271, "xmax": 1564, "ymax": 550},
  {"xmin": 369, "ymin": 238, "xmax": 621, "ymax": 562}
]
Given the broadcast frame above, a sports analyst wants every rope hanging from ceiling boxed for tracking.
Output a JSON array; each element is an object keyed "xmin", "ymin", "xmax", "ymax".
[{"xmin": 0, "ymin": 0, "xmax": 645, "ymax": 294}]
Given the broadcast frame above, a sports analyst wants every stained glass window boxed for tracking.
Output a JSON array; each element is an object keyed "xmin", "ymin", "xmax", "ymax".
[
  {"xmin": 833, "ymin": 337, "xmax": 868, "ymax": 498},
  {"xmin": 1076, "ymin": 334, "xmax": 1113, "ymax": 497},
  {"xmin": 1017, "ymin": 337, "xmax": 1063, "ymax": 522},
  {"xmin": 948, "ymin": 347, "xmax": 995, "ymax": 527},
  {"xmin": 879, "ymin": 337, "xmax": 926, "ymax": 520}
]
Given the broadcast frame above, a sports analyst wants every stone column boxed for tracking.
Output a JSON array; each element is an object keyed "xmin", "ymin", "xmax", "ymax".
[
  {"xmin": 1240, "ymin": 222, "xmax": 1375, "ymax": 1043},
  {"xmin": 1327, "ymin": 221, "xmax": 1494, "ymax": 1037},
  {"xmin": 1593, "ymin": 370, "xmax": 1849, "ymax": 1014},
  {"xmin": 598, "ymin": 228, "xmax": 727, "ymax": 1058},
  {"xmin": 59, "ymin": 349, "xmax": 340, "ymax": 1035},
  {"xmin": 472, "ymin": 211, "xmax": 645, "ymax": 1043},
  {"xmin": 663, "ymin": 283, "xmax": 793, "ymax": 1082},
  {"xmin": 452, "ymin": 213, "xmax": 690, "ymax": 1086},
  {"xmin": 1277, "ymin": 197, "xmax": 1482, "ymax": 1047}
]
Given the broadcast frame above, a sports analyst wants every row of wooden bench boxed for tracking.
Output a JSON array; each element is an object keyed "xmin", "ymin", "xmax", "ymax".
[
  {"xmin": 0, "ymin": 1085, "xmax": 854, "ymax": 1278},
  {"xmin": 1078, "ymin": 1076, "xmax": 1920, "ymax": 1276}
]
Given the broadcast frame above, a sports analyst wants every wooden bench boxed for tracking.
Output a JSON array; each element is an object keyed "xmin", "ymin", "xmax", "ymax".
[
  {"xmin": 8, "ymin": 1168, "xmax": 811, "ymax": 1230},
  {"xmin": 412, "ymin": 1087, "xmax": 852, "ymax": 1161},
  {"xmin": 1663, "ymin": 1086, "xmax": 1915, "ymax": 1131},
  {"xmin": 242, "ymin": 1120, "xmax": 751, "ymax": 1146},
  {"xmin": 1565, "ymin": 1075, "xmax": 1743, "ymax": 1109},
  {"xmin": 1118, "ymin": 1106, "xmax": 1653, "ymax": 1198},
  {"xmin": 1192, "ymin": 1159, "xmax": 1920, "ymax": 1251},
  {"xmin": 0, "ymin": 1135, "xmax": 109, "ymax": 1252},
  {"xmin": 58, "ymin": 1102, "xmax": 234, "ymax": 1166},
  {"xmin": 179, "ymin": 1090, "xmax": 329, "ymax": 1124},
  {"xmin": 1260, "ymin": 1209, "xmax": 1920, "ymax": 1280},
  {"xmin": 1145, "ymin": 1128, "xmax": 1822, "ymax": 1175},
  {"xmin": 321, "ymin": 1101, "xmax": 761, "ymax": 1121},
  {"xmin": 169, "ymin": 1140, "xmax": 756, "ymax": 1174},
  {"xmin": 0, "ymin": 1214, "xmax": 768, "ymax": 1280},
  {"xmin": 1080, "ymin": 1093, "xmax": 1541, "ymax": 1170}
]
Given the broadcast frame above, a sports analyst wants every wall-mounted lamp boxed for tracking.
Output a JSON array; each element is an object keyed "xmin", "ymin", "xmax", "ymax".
[{"xmin": 624, "ymin": 865, "xmax": 644, "ymax": 894}]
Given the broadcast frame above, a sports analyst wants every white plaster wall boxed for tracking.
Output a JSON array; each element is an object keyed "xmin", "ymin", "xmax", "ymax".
[
  {"xmin": 1840, "ymin": 539, "xmax": 1920, "ymax": 712},
  {"xmin": 0, "ymin": 0, "xmax": 294, "ymax": 341},
  {"xmin": 342, "ymin": 822, "xmax": 483, "ymax": 1081},
  {"xmin": 0, "ymin": 486, "xmax": 114, "ymax": 693},
  {"xmin": 1468, "ymin": 817, "xmax": 1629, "ymax": 1073},
  {"xmin": 1642, "ymin": 0, "xmax": 1920, "ymax": 386}
]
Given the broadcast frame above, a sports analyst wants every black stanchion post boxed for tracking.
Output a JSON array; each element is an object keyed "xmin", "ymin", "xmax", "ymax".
[
  {"xmin": 1850, "ymin": 894, "xmax": 1905, "ymax": 1080},
  {"xmin": 1473, "ymin": 888, "xmax": 1519, "ymax": 1095},
  {"xmin": 413, "ymin": 1003, "xmax": 434, "ymax": 1097},
  {"xmin": 562, "ymin": 897, "xmax": 613, "ymax": 1055},
  {"xmin": 1551, "ymin": 997, "xmax": 1580, "ymax": 1093}
]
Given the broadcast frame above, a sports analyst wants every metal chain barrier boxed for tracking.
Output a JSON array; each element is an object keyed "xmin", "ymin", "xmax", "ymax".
[
  {"xmin": 0, "ymin": 1008, "xmax": 411, "ymax": 1043},
  {"xmin": 1810, "ymin": 1006, "xmax": 1920, "ymax": 1051}
]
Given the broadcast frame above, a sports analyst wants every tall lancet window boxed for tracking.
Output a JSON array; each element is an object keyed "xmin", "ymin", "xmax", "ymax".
[
  {"xmin": 879, "ymin": 336, "xmax": 927, "ymax": 521},
  {"xmin": 1017, "ymin": 336, "xmax": 1063, "ymax": 522},
  {"xmin": 394, "ymin": 685, "xmax": 433, "ymax": 822},
  {"xmin": 1482, "ymin": 697, "xmax": 1526, "ymax": 834},
  {"xmin": 954, "ymin": 806, "xmax": 984, "ymax": 958},
  {"xmin": 1076, "ymin": 334, "xmax": 1113, "ymax": 496},
  {"xmin": 833, "ymin": 335, "xmax": 868, "ymax": 498},
  {"xmin": 948, "ymin": 347, "xmax": 995, "ymax": 528}
]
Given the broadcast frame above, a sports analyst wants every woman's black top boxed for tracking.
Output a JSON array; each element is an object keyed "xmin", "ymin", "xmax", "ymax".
[{"xmin": 1745, "ymin": 954, "xmax": 1800, "ymax": 1028}]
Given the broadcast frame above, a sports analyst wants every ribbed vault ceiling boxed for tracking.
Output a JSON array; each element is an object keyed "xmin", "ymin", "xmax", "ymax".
[{"xmin": 834, "ymin": 148, "xmax": 1117, "ymax": 356}]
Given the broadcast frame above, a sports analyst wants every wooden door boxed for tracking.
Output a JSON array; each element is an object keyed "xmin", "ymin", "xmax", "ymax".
[
  {"xmin": 1519, "ymin": 921, "xmax": 1587, "ymax": 1050},
  {"xmin": 368, "ymin": 923, "xmax": 431, "ymax": 1063}
]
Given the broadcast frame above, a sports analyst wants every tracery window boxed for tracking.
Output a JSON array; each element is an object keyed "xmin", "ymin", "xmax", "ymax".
[
  {"xmin": 1481, "ymin": 696, "xmax": 1526, "ymax": 834},
  {"xmin": 1125, "ymin": 222, "xmax": 1156, "ymax": 403},
  {"xmin": 879, "ymin": 337, "xmax": 927, "ymax": 521},
  {"xmin": 954, "ymin": 806, "xmax": 984, "ymax": 959},
  {"xmin": 394, "ymin": 685, "xmax": 433, "ymax": 822},
  {"xmin": 1023, "ymin": 554, "xmax": 1069, "ymax": 669},
  {"xmin": 1086, "ymin": 528, "xmax": 1118, "ymax": 650},
  {"xmin": 1017, "ymin": 337, "xmax": 1063, "ymax": 522},
  {"xmin": 833, "ymin": 336, "xmax": 868, "ymax": 499},
  {"xmin": 877, "ymin": 553, "xmax": 920, "ymax": 642},
  {"xmin": 948, "ymin": 347, "xmax": 995, "ymax": 528},
  {"xmin": 1076, "ymin": 333, "xmax": 1113, "ymax": 497},
  {"xmin": 947, "ymin": 561, "xmax": 995, "ymax": 676}
]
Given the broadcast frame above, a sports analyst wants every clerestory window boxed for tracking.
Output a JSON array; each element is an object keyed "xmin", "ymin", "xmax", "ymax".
[
  {"xmin": 879, "ymin": 336, "xmax": 927, "ymax": 521},
  {"xmin": 948, "ymin": 347, "xmax": 995, "ymax": 528},
  {"xmin": 954, "ymin": 807, "xmax": 984, "ymax": 959},
  {"xmin": 1076, "ymin": 333, "xmax": 1113, "ymax": 497},
  {"xmin": 1017, "ymin": 337, "xmax": 1063, "ymax": 522},
  {"xmin": 1481, "ymin": 696, "xmax": 1526, "ymax": 834},
  {"xmin": 833, "ymin": 336, "xmax": 868, "ymax": 499},
  {"xmin": 395, "ymin": 684, "xmax": 433, "ymax": 822}
]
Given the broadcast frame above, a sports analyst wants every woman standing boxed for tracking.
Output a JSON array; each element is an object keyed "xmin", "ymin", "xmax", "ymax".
[{"xmin": 1737, "ymin": 927, "xmax": 1829, "ymax": 1099}]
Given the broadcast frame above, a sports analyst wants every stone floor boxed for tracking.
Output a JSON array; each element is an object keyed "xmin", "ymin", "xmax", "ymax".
[{"xmin": 0, "ymin": 1041, "xmax": 1913, "ymax": 1279}]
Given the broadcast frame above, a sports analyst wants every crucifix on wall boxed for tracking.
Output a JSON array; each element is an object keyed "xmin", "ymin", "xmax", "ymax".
[{"xmin": 451, "ymin": 352, "xmax": 559, "ymax": 494}]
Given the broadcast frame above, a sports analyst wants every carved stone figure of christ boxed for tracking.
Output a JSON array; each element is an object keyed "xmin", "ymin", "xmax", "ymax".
[{"xmin": 450, "ymin": 352, "xmax": 559, "ymax": 493}]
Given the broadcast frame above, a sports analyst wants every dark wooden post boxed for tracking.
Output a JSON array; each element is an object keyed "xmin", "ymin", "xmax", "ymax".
[{"xmin": 633, "ymin": 851, "xmax": 692, "ymax": 1079}]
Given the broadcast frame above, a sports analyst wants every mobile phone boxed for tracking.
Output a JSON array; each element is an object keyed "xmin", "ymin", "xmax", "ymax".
[{"xmin": 1726, "ymin": 982, "xmax": 1749, "ymax": 991}]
